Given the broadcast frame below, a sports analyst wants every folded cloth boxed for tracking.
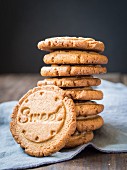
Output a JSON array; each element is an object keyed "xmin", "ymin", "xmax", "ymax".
[{"xmin": 0, "ymin": 80, "xmax": 127, "ymax": 170}]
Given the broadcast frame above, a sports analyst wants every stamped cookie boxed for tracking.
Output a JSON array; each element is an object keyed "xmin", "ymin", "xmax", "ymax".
[
  {"xmin": 64, "ymin": 87, "xmax": 103, "ymax": 100},
  {"xmin": 41, "ymin": 65, "xmax": 107, "ymax": 77},
  {"xmin": 43, "ymin": 50, "xmax": 108, "ymax": 65},
  {"xmin": 38, "ymin": 37, "xmax": 105, "ymax": 52},
  {"xmin": 76, "ymin": 115, "xmax": 104, "ymax": 132},
  {"xmin": 75, "ymin": 101, "xmax": 104, "ymax": 116},
  {"xmin": 10, "ymin": 85, "xmax": 76, "ymax": 157},
  {"xmin": 37, "ymin": 76, "xmax": 101, "ymax": 87},
  {"xmin": 65, "ymin": 131, "xmax": 94, "ymax": 148}
]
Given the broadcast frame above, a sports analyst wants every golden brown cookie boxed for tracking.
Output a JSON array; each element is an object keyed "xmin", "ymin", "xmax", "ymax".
[
  {"xmin": 65, "ymin": 131, "xmax": 94, "ymax": 148},
  {"xmin": 43, "ymin": 50, "xmax": 108, "ymax": 65},
  {"xmin": 38, "ymin": 37, "xmax": 105, "ymax": 52},
  {"xmin": 64, "ymin": 87, "xmax": 103, "ymax": 100},
  {"xmin": 75, "ymin": 101, "xmax": 104, "ymax": 116},
  {"xmin": 10, "ymin": 85, "xmax": 76, "ymax": 157},
  {"xmin": 76, "ymin": 115, "xmax": 104, "ymax": 132},
  {"xmin": 37, "ymin": 76, "xmax": 101, "ymax": 87},
  {"xmin": 41, "ymin": 65, "xmax": 107, "ymax": 77}
]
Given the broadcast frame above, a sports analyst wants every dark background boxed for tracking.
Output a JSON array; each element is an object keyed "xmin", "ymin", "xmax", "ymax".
[{"xmin": 0, "ymin": 0, "xmax": 127, "ymax": 73}]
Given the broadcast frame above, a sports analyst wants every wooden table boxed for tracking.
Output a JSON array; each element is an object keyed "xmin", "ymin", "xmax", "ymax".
[{"xmin": 0, "ymin": 73, "xmax": 127, "ymax": 170}]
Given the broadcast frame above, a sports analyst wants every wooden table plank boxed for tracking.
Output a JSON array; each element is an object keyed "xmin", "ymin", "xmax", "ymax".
[
  {"xmin": 30, "ymin": 147, "xmax": 127, "ymax": 170},
  {"xmin": 0, "ymin": 73, "xmax": 127, "ymax": 170},
  {"xmin": 0, "ymin": 74, "xmax": 42, "ymax": 103},
  {"xmin": 97, "ymin": 73, "xmax": 121, "ymax": 83},
  {"xmin": 121, "ymin": 74, "xmax": 127, "ymax": 86}
]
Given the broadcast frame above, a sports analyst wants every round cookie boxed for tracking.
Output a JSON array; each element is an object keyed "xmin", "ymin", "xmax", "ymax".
[
  {"xmin": 38, "ymin": 37, "xmax": 105, "ymax": 52},
  {"xmin": 37, "ymin": 76, "xmax": 101, "ymax": 87},
  {"xmin": 76, "ymin": 115, "xmax": 104, "ymax": 132},
  {"xmin": 65, "ymin": 131, "xmax": 94, "ymax": 148},
  {"xmin": 41, "ymin": 65, "xmax": 107, "ymax": 77},
  {"xmin": 43, "ymin": 50, "xmax": 108, "ymax": 65},
  {"xmin": 75, "ymin": 101, "xmax": 104, "ymax": 116},
  {"xmin": 64, "ymin": 87, "xmax": 103, "ymax": 100},
  {"xmin": 10, "ymin": 85, "xmax": 76, "ymax": 157}
]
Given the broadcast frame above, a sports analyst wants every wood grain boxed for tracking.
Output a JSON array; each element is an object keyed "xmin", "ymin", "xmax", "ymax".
[{"xmin": 0, "ymin": 73, "xmax": 127, "ymax": 170}]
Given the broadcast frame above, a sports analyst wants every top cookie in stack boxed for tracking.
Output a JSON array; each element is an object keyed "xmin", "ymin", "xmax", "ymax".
[{"xmin": 37, "ymin": 36, "xmax": 108, "ymax": 148}]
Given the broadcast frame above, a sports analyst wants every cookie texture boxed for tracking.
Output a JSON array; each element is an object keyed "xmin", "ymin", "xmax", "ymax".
[
  {"xmin": 41, "ymin": 65, "xmax": 107, "ymax": 77},
  {"xmin": 65, "ymin": 131, "xmax": 94, "ymax": 148},
  {"xmin": 64, "ymin": 87, "xmax": 103, "ymax": 100},
  {"xmin": 38, "ymin": 37, "xmax": 105, "ymax": 52},
  {"xmin": 75, "ymin": 101, "xmax": 104, "ymax": 116},
  {"xmin": 37, "ymin": 76, "xmax": 101, "ymax": 87},
  {"xmin": 43, "ymin": 50, "xmax": 108, "ymax": 65},
  {"xmin": 10, "ymin": 85, "xmax": 76, "ymax": 157},
  {"xmin": 76, "ymin": 115, "xmax": 104, "ymax": 132}
]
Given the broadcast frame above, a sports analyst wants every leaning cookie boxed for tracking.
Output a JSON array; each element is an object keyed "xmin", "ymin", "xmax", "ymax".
[
  {"xmin": 43, "ymin": 51, "xmax": 108, "ymax": 65},
  {"xmin": 38, "ymin": 37, "xmax": 104, "ymax": 52},
  {"xmin": 41, "ymin": 65, "xmax": 107, "ymax": 77},
  {"xmin": 65, "ymin": 131, "xmax": 94, "ymax": 148},
  {"xmin": 10, "ymin": 85, "xmax": 76, "ymax": 157},
  {"xmin": 76, "ymin": 115, "xmax": 104, "ymax": 132},
  {"xmin": 37, "ymin": 76, "xmax": 101, "ymax": 87}
]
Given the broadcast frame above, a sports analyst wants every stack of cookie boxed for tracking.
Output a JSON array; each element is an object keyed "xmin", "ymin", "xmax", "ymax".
[
  {"xmin": 37, "ymin": 37, "xmax": 108, "ymax": 148},
  {"xmin": 10, "ymin": 36, "xmax": 108, "ymax": 157}
]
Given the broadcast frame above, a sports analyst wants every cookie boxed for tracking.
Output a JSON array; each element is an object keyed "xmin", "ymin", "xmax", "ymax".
[
  {"xmin": 43, "ymin": 50, "xmax": 108, "ymax": 65},
  {"xmin": 64, "ymin": 87, "xmax": 103, "ymax": 100},
  {"xmin": 10, "ymin": 85, "xmax": 76, "ymax": 157},
  {"xmin": 37, "ymin": 76, "xmax": 101, "ymax": 87},
  {"xmin": 75, "ymin": 101, "xmax": 104, "ymax": 116},
  {"xmin": 38, "ymin": 37, "xmax": 105, "ymax": 52},
  {"xmin": 65, "ymin": 131, "xmax": 94, "ymax": 148},
  {"xmin": 41, "ymin": 65, "xmax": 107, "ymax": 77},
  {"xmin": 76, "ymin": 115, "xmax": 104, "ymax": 132}
]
